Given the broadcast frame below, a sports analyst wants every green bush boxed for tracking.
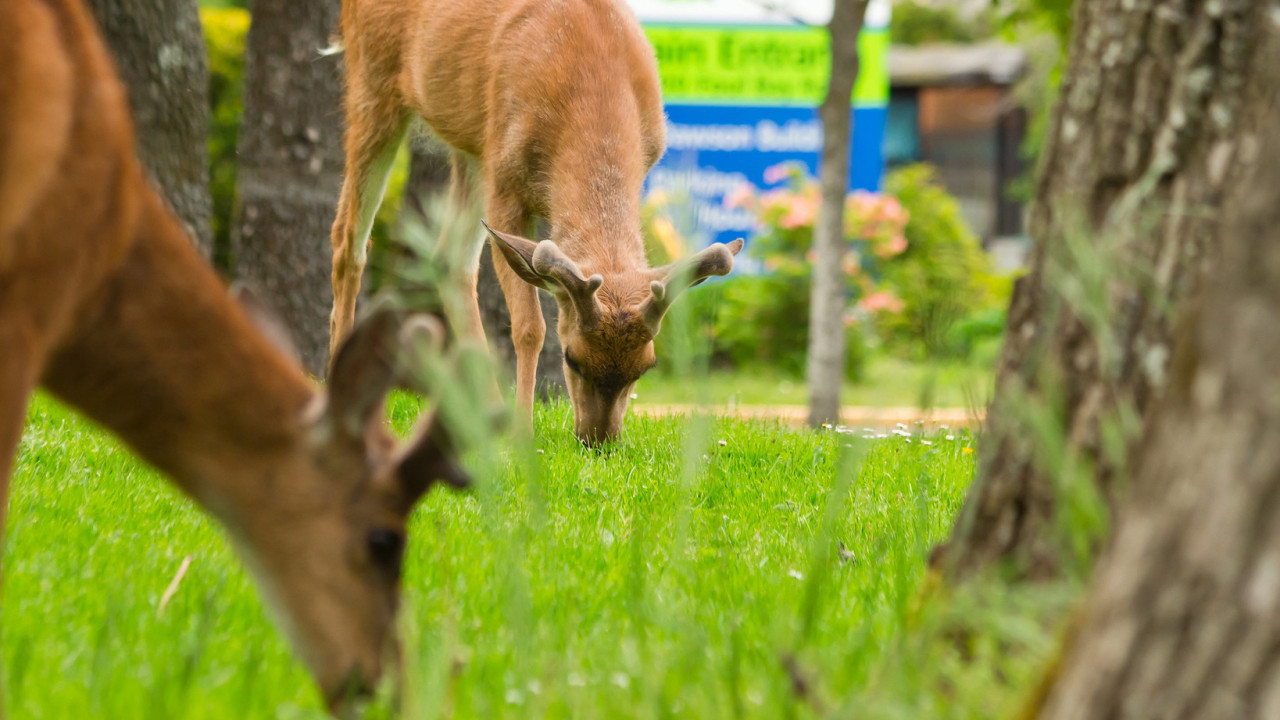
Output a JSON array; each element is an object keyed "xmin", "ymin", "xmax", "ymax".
[
  {"xmin": 878, "ymin": 164, "xmax": 1004, "ymax": 359},
  {"xmin": 654, "ymin": 274, "xmax": 868, "ymax": 384},
  {"xmin": 645, "ymin": 162, "xmax": 1008, "ymax": 379}
]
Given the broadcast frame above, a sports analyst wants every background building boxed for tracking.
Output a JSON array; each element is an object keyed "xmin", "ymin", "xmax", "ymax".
[{"xmin": 887, "ymin": 43, "xmax": 1028, "ymax": 265}]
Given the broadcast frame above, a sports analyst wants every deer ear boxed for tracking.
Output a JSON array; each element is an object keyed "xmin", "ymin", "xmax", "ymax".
[
  {"xmin": 483, "ymin": 221, "xmax": 552, "ymax": 290},
  {"xmin": 324, "ymin": 307, "xmax": 401, "ymax": 438},
  {"xmin": 393, "ymin": 411, "xmax": 469, "ymax": 509},
  {"xmin": 231, "ymin": 283, "xmax": 299, "ymax": 362}
]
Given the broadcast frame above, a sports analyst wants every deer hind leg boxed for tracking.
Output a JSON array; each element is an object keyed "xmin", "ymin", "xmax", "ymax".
[
  {"xmin": 328, "ymin": 102, "xmax": 409, "ymax": 368},
  {"xmin": 486, "ymin": 193, "xmax": 543, "ymax": 427}
]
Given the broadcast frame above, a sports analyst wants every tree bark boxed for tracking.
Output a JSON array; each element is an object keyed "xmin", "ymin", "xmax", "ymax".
[
  {"xmin": 807, "ymin": 0, "xmax": 867, "ymax": 427},
  {"xmin": 1032, "ymin": 37, "xmax": 1280, "ymax": 716},
  {"xmin": 231, "ymin": 0, "xmax": 344, "ymax": 375},
  {"xmin": 400, "ymin": 145, "xmax": 566, "ymax": 399},
  {"xmin": 937, "ymin": 0, "xmax": 1272, "ymax": 579},
  {"xmin": 85, "ymin": 0, "xmax": 213, "ymax": 256}
]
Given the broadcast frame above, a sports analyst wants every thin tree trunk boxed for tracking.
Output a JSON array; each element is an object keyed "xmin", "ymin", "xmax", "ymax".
[
  {"xmin": 807, "ymin": 0, "xmax": 867, "ymax": 428},
  {"xmin": 85, "ymin": 0, "xmax": 212, "ymax": 257},
  {"xmin": 1032, "ymin": 41, "xmax": 1280, "ymax": 715},
  {"xmin": 232, "ymin": 0, "xmax": 344, "ymax": 375},
  {"xmin": 936, "ymin": 0, "xmax": 1271, "ymax": 579}
]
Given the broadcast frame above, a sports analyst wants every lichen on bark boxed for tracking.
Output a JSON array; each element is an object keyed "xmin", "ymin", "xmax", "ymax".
[{"xmin": 937, "ymin": 0, "xmax": 1275, "ymax": 580}]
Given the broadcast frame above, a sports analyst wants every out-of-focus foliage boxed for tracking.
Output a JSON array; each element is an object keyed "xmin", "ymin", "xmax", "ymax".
[
  {"xmin": 996, "ymin": 0, "xmax": 1075, "ymax": 201},
  {"xmin": 641, "ymin": 162, "xmax": 1007, "ymax": 380},
  {"xmin": 879, "ymin": 164, "xmax": 1006, "ymax": 359},
  {"xmin": 996, "ymin": 0, "xmax": 1072, "ymax": 50},
  {"xmin": 201, "ymin": 7, "xmax": 248, "ymax": 270},
  {"xmin": 890, "ymin": 0, "xmax": 992, "ymax": 45}
]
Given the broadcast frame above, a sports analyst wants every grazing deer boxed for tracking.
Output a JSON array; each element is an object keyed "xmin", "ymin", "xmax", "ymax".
[
  {"xmin": 0, "ymin": 0, "xmax": 469, "ymax": 712},
  {"xmin": 329, "ymin": 0, "xmax": 744, "ymax": 445}
]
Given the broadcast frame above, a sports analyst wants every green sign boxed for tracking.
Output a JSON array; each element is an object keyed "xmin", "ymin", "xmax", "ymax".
[{"xmin": 643, "ymin": 25, "xmax": 889, "ymax": 106}]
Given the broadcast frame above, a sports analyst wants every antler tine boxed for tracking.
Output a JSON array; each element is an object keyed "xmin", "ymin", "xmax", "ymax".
[
  {"xmin": 642, "ymin": 238, "xmax": 744, "ymax": 332},
  {"xmin": 531, "ymin": 240, "xmax": 604, "ymax": 324}
]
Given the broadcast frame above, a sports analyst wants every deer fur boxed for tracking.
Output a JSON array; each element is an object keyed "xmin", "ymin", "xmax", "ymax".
[
  {"xmin": 0, "ymin": 0, "xmax": 467, "ymax": 712},
  {"xmin": 329, "ymin": 0, "xmax": 743, "ymax": 445}
]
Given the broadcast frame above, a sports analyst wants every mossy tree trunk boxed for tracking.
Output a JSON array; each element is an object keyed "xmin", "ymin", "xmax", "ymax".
[
  {"xmin": 1032, "ymin": 38, "xmax": 1280, "ymax": 713},
  {"xmin": 937, "ymin": 0, "xmax": 1276, "ymax": 579},
  {"xmin": 85, "ymin": 0, "xmax": 213, "ymax": 257},
  {"xmin": 231, "ymin": 0, "xmax": 344, "ymax": 374}
]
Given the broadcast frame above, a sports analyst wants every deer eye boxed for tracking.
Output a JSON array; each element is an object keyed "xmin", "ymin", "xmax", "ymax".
[
  {"xmin": 564, "ymin": 354, "xmax": 583, "ymax": 375},
  {"xmin": 367, "ymin": 529, "xmax": 404, "ymax": 572}
]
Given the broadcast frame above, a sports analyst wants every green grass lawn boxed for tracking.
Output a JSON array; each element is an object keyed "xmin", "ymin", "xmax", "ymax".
[
  {"xmin": 633, "ymin": 356, "xmax": 995, "ymax": 410},
  {"xmin": 4, "ymin": 392, "xmax": 1068, "ymax": 719}
]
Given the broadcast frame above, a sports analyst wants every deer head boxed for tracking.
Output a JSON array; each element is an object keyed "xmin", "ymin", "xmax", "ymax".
[
  {"xmin": 485, "ymin": 223, "xmax": 743, "ymax": 445},
  {"xmin": 221, "ymin": 305, "xmax": 469, "ymax": 712}
]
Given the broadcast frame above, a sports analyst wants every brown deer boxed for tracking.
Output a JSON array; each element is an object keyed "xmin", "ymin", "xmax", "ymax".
[
  {"xmin": 329, "ymin": 0, "xmax": 744, "ymax": 445},
  {"xmin": 1, "ymin": 0, "xmax": 470, "ymax": 712}
]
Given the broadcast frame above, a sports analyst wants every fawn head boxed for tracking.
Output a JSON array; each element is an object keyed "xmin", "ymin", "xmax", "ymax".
[
  {"xmin": 227, "ymin": 305, "xmax": 469, "ymax": 713},
  {"xmin": 485, "ymin": 223, "xmax": 742, "ymax": 445}
]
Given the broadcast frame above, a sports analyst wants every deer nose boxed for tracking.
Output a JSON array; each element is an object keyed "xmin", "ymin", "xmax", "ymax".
[
  {"xmin": 325, "ymin": 665, "xmax": 376, "ymax": 718},
  {"xmin": 574, "ymin": 421, "xmax": 620, "ymax": 447}
]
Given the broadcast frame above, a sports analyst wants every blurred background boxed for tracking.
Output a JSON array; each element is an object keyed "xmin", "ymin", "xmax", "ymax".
[{"xmin": 102, "ymin": 0, "xmax": 1069, "ymax": 421}]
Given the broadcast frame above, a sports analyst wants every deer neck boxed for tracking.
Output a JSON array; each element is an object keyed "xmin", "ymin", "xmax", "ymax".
[
  {"xmin": 545, "ymin": 107, "xmax": 650, "ymax": 275},
  {"xmin": 40, "ymin": 192, "xmax": 314, "ymax": 512}
]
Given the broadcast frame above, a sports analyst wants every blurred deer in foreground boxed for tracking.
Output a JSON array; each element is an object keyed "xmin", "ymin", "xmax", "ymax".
[
  {"xmin": 0, "ymin": 0, "xmax": 470, "ymax": 713},
  {"xmin": 329, "ymin": 0, "xmax": 744, "ymax": 445}
]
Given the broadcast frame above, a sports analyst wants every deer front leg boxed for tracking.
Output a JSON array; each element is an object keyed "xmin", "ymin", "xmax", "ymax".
[
  {"xmin": 486, "ymin": 196, "xmax": 543, "ymax": 428},
  {"xmin": 328, "ymin": 104, "xmax": 408, "ymax": 370},
  {"xmin": 432, "ymin": 152, "xmax": 488, "ymax": 347},
  {"xmin": 0, "ymin": 323, "xmax": 40, "ymax": 575}
]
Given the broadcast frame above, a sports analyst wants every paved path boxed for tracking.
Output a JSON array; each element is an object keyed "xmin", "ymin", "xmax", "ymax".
[{"xmin": 633, "ymin": 403, "xmax": 982, "ymax": 429}]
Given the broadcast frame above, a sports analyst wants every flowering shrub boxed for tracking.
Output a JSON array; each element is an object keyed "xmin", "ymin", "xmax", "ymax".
[
  {"xmin": 639, "ymin": 161, "xmax": 1007, "ymax": 375},
  {"xmin": 724, "ymin": 161, "xmax": 913, "ymax": 336},
  {"xmin": 879, "ymin": 164, "xmax": 1005, "ymax": 357}
]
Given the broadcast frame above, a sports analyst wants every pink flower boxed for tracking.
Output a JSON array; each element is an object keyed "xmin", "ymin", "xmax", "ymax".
[
  {"xmin": 723, "ymin": 183, "xmax": 755, "ymax": 210},
  {"xmin": 876, "ymin": 234, "xmax": 908, "ymax": 258},
  {"xmin": 882, "ymin": 197, "xmax": 909, "ymax": 226},
  {"xmin": 860, "ymin": 291, "xmax": 905, "ymax": 314},
  {"xmin": 849, "ymin": 190, "xmax": 877, "ymax": 211},
  {"xmin": 779, "ymin": 194, "xmax": 816, "ymax": 229},
  {"xmin": 760, "ymin": 188, "xmax": 791, "ymax": 214},
  {"xmin": 763, "ymin": 162, "xmax": 791, "ymax": 184}
]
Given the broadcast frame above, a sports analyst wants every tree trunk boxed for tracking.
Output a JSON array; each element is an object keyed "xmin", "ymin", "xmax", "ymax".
[
  {"xmin": 936, "ymin": 0, "xmax": 1272, "ymax": 579},
  {"xmin": 1032, "ymin": 35, "xmax": 1280, "ymax": 715},
  {"xmin": 231, "ymin": 0, "xmax": 344, "ymax": 375},
  {"xmin": 400, "ymin": 145, "xmax": 566, "ymax": 400},
  {"xmin": 85, "ymin": 0, "xmax": 212, "ymax": 257},
  {"xmin": 806, "ymin": 0, "xmax": 867, "ymax": 427}
]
